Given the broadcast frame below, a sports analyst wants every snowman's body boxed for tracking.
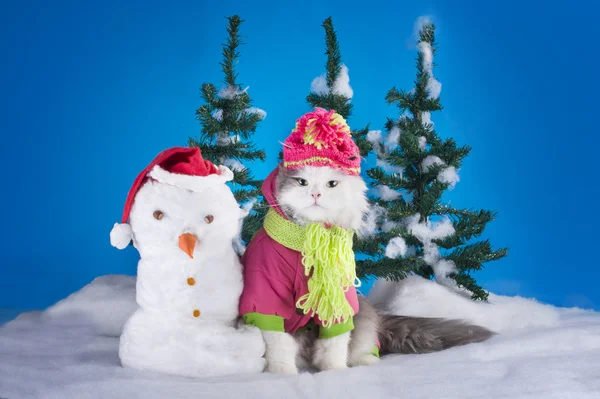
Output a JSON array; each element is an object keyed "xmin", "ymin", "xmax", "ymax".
[
  {"xmin": 116, "ymin": 172, "xmax": 265, "ymax": 377},
  {"xmin": 134, "ymin": 251, "xmax": 242, "ymax": 324}
]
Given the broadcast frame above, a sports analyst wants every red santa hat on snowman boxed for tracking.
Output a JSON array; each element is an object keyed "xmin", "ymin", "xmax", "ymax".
[{"xmin": 110, "ymin": 146, "xmax": 234, "ymax": 249}]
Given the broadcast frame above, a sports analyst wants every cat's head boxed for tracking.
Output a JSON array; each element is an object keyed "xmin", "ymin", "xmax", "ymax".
[{"xmin": 276, "ymin": 165, "xmax": 368, "ymax": 230}]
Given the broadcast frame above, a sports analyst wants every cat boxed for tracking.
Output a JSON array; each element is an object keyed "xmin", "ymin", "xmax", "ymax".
[{"xmin": 260, "ymin": 164, "xmax": 494, "ymax": 373}]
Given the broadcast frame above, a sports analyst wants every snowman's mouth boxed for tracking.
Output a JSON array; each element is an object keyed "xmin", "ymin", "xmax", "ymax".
[{"xmin": 178, "ymin": 233, "xmax": 197, "ymax": 259}]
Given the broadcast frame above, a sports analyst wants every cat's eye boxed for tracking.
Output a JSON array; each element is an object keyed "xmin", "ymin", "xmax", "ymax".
[
  {"xmin": 326, "ymin": 180, "xmax": 339, "ymax": 188},
  {"xmin": 153, "ymin": 210, "xmax": 164, "ymax": 220},
  {"xmin": 204, "ymin": 215, "xmax": 214, "ymax": 224},
  {"xmin": 295, "ymin": 178, "xmax": 308, "ymax": 186}
]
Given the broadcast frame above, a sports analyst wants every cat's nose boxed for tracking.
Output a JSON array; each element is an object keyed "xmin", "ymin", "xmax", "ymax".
[{"xmin": 312, "ymin": 193, "xmax": 321, "ymax": 199}]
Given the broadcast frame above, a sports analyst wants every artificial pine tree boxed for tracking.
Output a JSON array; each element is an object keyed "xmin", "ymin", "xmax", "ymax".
[
  {"xmin": 356, "ymin": 21, "xmax": 507, "ymax": 300},
  {"xmin": 306, "ymin": 17, "xmax": 371, "ymax": 157},
  {"xmin": 188, "ymin": 15, "xmax": 267, "ymax": 246}
]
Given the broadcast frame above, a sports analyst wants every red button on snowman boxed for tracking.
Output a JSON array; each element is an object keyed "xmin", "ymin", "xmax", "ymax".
[{"xmin": 110, "ymin": 147, "xmax": 265, "ymax": 377}]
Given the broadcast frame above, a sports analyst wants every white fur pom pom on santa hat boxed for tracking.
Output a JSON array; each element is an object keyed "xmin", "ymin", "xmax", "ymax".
[{"xmin": 110, "ymin": 146, "xmax": 234, "ymax": 249}]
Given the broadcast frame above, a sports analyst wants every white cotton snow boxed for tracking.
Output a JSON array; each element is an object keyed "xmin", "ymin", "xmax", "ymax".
[
  {"xmin": 310, "ymin": 74, "xmax": 329, "ymax": 95},
  {"xmin": 421, "ymin": 155, "xmax": 444, "ymax": 171},
  {"xmin": 222, "ymin": 158, "xmax": 245, "ymax": 171},
  {"xmin": 358, "ymin": 203, "xmax": 384, "ymax": 238},
  {"xmin": 407, "ymin": 215, "xmax": 455, "ymax": 241},
  {"xmin": 310, "ymin": 64, "xmax": 354, "ymax": 99},
  {"xmin": 214, "ymin": 108, "xmax": 266, "ymax": 123},
  {"xmin": 240, "ymin": 198, "xmax": 256, "ymax": 217},
  {"xmin": 381, "ymin": 219, "xmax": 401, "ymax": 233},
  {"xmin": 418, "ymin": 42, "xmax": 433, "ymax": 75},
  {"xmin": 438, "ymin": 166, "xmax": 460, "ymax": 189},
  {"xmin": 218, "ymin": 85, "xmax": 248, "ymax": 99},
  {"xmin": 332, "ymin": 65, "xmax": 354, "ymax": 98},
  {"xmin": 385, "ymin": 237, "xmax": 407, "ymax": 259},
  {"xmin": 370, "ymin": 185, "xmax": 401, "ymax": 201},
  {"xmin": 426, "ymin": 78, "xmax": 442, "ymax": 99},
  {"xmin": 370, "ymin": 127, "xmax": 401, "ymax": 154},
  {"xmin": 385, "ymin": 126, "xmax": 401, "ymax": 152},
  {"xmin": 212, "ymin": 109, "xmax": 223, "ymax": 122},
  {"xmin": 405, "ymin": 214, "xmax": 456, "ymax": 284},
  {"xmin": 417, "ymin": 41, "xmax": 442, "ymax": 99},
  {"xmin": 432, "ymin": 259, "xmax": 457, "ymax": 286},
  {"xmin": 44, "ymin": 274, "xmax": 137, "ymax": 337},
  {"xmin": 215, "ymin": 132, "xmax": 240, "ymax": 146},
  {"xmin": 366, "ymin": 130, "xmax": 383, "ymax": 154},
  {"xmin": 246, "ymin": 107, "xmax": 267, "ymax": 120},
  {"xmin": 412, "ymin": 16, "xmax": 433, "ymax": 44},
  {"xmin": 420, "ymin": 155, "xmax": 460, "ymax": 189},
  {"xmin": 1, "ymin": 274, "xmax": 600, "ymax": 399},
  {"xmin": 369, "ymin": 275, "xmax": 562, "ymax": 333},
  {"xmin": 368, "ymin": 129, "xmax": 403, "ymax": 174},
  {"xmin": 421, "ymin": 111, "xmax": 433, "ymax": 126},
  {"xmin": 233, "ymin": 199, "xmax": 257, "ymax": 255},
  {"xmin": 418, "ymin": 136, "xmax": 427, "ymax": 150}
]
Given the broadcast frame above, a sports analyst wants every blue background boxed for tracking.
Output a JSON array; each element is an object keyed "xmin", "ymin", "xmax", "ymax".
[{"xmin": 1, "ymin": 0, "xmax": 598, "ymax": 317}]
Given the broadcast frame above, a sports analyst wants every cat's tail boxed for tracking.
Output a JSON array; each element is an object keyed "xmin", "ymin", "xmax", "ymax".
[{"xmin": 377, "ymin": 314, "xmax": 495, "ymax": 354}]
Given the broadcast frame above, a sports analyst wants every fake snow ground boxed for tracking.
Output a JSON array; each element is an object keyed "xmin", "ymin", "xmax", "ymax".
[{"xmin": 1, "ymin": 275, "xmax": 599, "ymax": 399}]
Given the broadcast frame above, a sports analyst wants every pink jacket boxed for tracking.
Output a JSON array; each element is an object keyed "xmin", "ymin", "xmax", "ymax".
[{"xmin": 238, "ymin": 167, "xmax": 359, "ymax": 335}]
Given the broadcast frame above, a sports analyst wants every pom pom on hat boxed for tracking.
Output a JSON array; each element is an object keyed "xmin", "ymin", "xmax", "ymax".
[
  {"xmin": 217, "ymin": 165, "xmax": 234, "ymax": 181},
  {"xmin": 110, "ymin": 223, "xmax": 133, "ymax": 249}
]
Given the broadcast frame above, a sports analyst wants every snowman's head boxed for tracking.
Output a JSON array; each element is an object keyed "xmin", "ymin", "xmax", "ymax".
[{"xmin": 128, "ymin": 179, "xmax": 242, "ymax": 260}]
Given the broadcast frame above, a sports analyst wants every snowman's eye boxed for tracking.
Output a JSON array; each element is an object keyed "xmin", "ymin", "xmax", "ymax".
[
  {"xmin": 204, "ymin": 215, "xmax": 214, "ymax": 224},
  {"xmin": 153, "ymin": 210, "xmax": 164, "ymax": 220}
]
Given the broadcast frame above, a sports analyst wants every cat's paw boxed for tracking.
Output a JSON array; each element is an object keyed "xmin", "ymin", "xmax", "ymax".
[
  {"xmin": 314, "ymin": 357, "xmax": 348, "ymax": 371},
  {"xmin": 313, "ymin": 347, "xmax": 348, "ymax": 371},
  {"xmin": 349, "ymin": 354, "xmax": 380, "ymax": 367},
  {"xmin": 266, "ymin": 360, "xmax": 299, "ymax": 374},
  {"xmin": 313, "ymin": 333, "xmax": 351, "ymax": 371},
  {"xmin": 238, "ymin": 323, "xmax": 263, "ymax": 338}
]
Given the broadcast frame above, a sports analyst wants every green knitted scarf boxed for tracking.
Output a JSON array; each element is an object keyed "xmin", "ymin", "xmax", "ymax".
[{"xmin": 263, "ymin": 208, "xmax": 361, "ymax": 327}]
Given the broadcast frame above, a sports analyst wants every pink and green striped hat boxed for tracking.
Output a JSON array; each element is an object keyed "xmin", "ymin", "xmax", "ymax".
[{"xmin": 282, "ymin": 107, "xmax": 361, "ymax": 175}]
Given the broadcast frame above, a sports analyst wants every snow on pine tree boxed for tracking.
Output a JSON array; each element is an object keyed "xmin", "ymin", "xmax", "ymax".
[
  {"xmin": 357, "ymin": 20, "xmax": 508, "ymax": 300},
  {"xmin": 188, "ymin": 15, "xmax": 267, "ymax": 251}
]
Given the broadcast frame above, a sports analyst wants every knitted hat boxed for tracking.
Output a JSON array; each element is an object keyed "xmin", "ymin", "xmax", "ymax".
[
  {"xmin": 282, "ymin": 107, "xmax": 361, "ymax": 175},
  {"xmin": 109, "ymin": 146, "xmax": 233, "ymax": 249}
]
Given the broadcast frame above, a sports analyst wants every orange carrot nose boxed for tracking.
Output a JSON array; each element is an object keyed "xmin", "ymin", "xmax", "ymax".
[{"xmin": 178, "ymin": 233, "xmax": 197, "ymax": 259}]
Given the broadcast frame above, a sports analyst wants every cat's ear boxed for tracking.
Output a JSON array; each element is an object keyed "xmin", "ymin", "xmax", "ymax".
[{"xmin": 277, "ymin": 163, "xmax": 291, "ymax": 177}]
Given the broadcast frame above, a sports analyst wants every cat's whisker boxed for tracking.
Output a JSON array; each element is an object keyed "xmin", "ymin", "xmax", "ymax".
[
  {"xmin": 248, "ymin": 202, "xmax": 291, "ymax": 210},
  {"xmin": 252, "ymin": 200, "xmax": 284, "ymax": 207},
  {"xmin": 250, "ymin": 204, "xmax": 276, "ymax": 210}
]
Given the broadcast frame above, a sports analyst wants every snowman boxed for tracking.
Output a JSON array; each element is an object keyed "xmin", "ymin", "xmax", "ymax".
[{"xmin": 109, "ymin": 147, "xmax": 265, "ymax": 377}]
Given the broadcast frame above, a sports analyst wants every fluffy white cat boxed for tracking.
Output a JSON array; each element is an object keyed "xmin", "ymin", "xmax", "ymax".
[
  {"xmin": 273, "ymin": 165, "xmax": 372, "ymax": 372},
  {"xmin": 254, "ymin": 165, "xmax": 493, "ymax": 373}
]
